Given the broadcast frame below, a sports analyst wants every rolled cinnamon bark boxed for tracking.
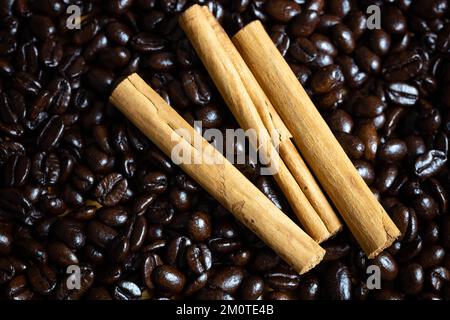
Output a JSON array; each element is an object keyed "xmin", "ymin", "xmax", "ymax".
[
  {"xmin": 233, "ymin": 21, "xmax": 400, "ymax": 258},
  {"xmin": 110, "ymin": 73, "xmax": 325, "ymax": 274},
  {"xmin": 179, "ymin": 5, "xmax": 334, "ymax": 242},
  {"xmin": 201, "ymin": 5, "xmax": 342, "ymax": 238}
]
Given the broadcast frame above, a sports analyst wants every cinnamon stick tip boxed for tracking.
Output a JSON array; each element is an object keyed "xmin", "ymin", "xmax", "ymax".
[
  {"xmin": 298, "ymin": 249, "xmax": 325, "ymax": 275},
  {"xmin": 367, "ymin": 228, "xmax": 400, "ymax": 259},
  {"xmin": 232, "ymin": 20, "xmax": 264, "ymax": 40}
]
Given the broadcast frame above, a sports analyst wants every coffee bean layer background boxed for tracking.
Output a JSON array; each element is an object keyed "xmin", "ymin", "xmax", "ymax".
[{"xmin": 0, "ymin": 0, "xmax": 449, "ymax": 300}]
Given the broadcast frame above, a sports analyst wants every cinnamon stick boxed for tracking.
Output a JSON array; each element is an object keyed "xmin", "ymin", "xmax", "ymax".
[
  {"xmin": 201, "ymin": 5, "xmax": 342, "ymax": 237},
  {"xmin": 233, "ymin": 21, "xmax": 400, "ymax": 258},
  {"xmin": 179, "ymin": 5, "xmax": 333, "ymax": 242},
  {"xmin": 110, "ymin": 73, "xmax": 325, "ymax": 274}
]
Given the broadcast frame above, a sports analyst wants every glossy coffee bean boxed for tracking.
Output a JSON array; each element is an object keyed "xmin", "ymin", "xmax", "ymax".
[{"xmin": 152, "ymin": 265, "xmax": 186, "ymax": 294}]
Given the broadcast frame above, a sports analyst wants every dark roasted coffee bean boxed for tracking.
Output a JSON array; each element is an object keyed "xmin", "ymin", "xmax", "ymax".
[
  {"xmin": 98, "ymin": 47, "xmax": 131, "ymax": 68},
  {"xmin": 113, "ymin": 280, "xmax": 141, "ymax": 300},
  {"xmin": 87, "ymin": 220, "xmax": 118, "ymax": 249},
  {"xmin": 327, "ymin": 109, "xmax": 353, "ymax": 134},
  {"xmin": 209, "ymin": 266, "xmax": 244, "ymax": 293},
  {"xmin": 289, "ymin": 10, "xmax": 319, "ymax": 37},
  {"xmin": 15, "ymin": 238, "xmax": 47, "ymax": 264},
  {"xmin": 6, "ymin": 275, "xmax": 34, "ymax": 300},
  {"xmin": 414, "ymin": 150, "xmax": 447, "ymax": 178},
  {"xmin": 152, "ymin": 265, "xmax": 185, "ymax": 294},
  {"xmin": 335, "ymin": 132, "xmax": 365, "ymax": 159},
  {"xmin": 47, "ymin": 242, "xmax": 79, "ymax": 267},
  {"xmin": 401, "ymin": 263, "xmax": 424, "ymax": 295},
  {"xmin": 109, "ymin": 235, "xmax": 129, "ymax": 263},
  {"xmin": 289, "ymin": 37, "xmax": 317, "ymax": 64},
  {"xmin": 0, "ymin": 258, "xmax": 15, "ymax": 284},
  {"xmin": 106, "ymin": 21, "xmax": 131, "ymax": 46},
  {"xmin": 86, "ymin": 67, "xmax": 115, "ymax": 93},
  {"xmin": 298, "ymin": 275, "xmax": 320, "ymax": 300},
  {"xmin": 186, "ymin": 243, "xmax": 212, "ymax": 274},
  {"xmin": 375, "ymin": 164, "xmax": 398, "ymax": 193},
  {"xmin": 311, "ymin": 64, "xmax": 344, "ymax": 94},
  {"xmin": 27, "ymin": 264, "xmax": 57, "ymax": 295},
  {"xmin": 53, "ymin": 218, "xmax": 85, "ymax": 250},
  {"xmin": 331, "ymin": 24, "xmax": 355, "ymax": 54},
  {"xmin": 379, "ymin": 139, "xmax": 408, "ymax": 162},
  {"xmin": 29, "ymin": 15, "xmax": 55, "ymax": 39},
  {"xmin": 372, "ymin": 252, "xmax": 398, "ymax": 281},
  {"xmin": 412, "ymin": 194, "xmax": 439, "ymax": 221},
  {"xmin": 324, "ymin": 262, "xmax": 352, "ymax": 300},
  {"xmin": 94, "ymin": 173, "xmax": 128, "ymax": 207},
  {"xmin": 41, "ymin": 39, "xmax": 63, "ymax": 68},
  {"xmin": 0, "ymin": 223, "xmax": 13, "ymax": 254},
  {"xmin": 264, "ymin": 0, "xmax": 301, "ymax": 22},
  {"xmin": 182, "ymin": 70, "xmax": 211, "ymax": 106},
  {"xmin": 385, "ymin": 82, "xmax": 419, "ymax": 106},
  {"xmin": 187, "ymin": 211, "xmax": 212, "ymax": 242},
  {"xmin": 265, "ymin": 268, "xmax": 299, "ymax": 291},
  {"xmin": 98, "ymin": 207, "xmax": 128, "ymax": 227}
]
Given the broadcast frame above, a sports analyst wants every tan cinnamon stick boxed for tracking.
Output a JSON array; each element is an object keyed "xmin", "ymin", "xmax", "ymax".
[
  {"xmin": 201, "ymin": 5, "xmax": 342, "ymax": 237},
  {"xmin": 180, "ymin": 5, "xmax": 333, "ymax": 242},
  {"xmin": 110, "ymin": 73, "xmax": 325, "ymax": 274},
  {"xmin": 233, "ymin": 21, "xmax": 400, "ymax": 258}
]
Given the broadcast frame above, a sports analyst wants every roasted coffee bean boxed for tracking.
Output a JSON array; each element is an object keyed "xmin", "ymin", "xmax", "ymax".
[
  {"xmin": 53, "ymin": 218, "xmax": 85, "ymax": 250},
  {"xmin": 165, "ymin": 235, "xmax": 191, "ymax": 267},
  {"xmin": 109, "ymin": 235, "xmax": 130, "ymax": 263},
  {"xmin": 289, "ymin": 37, "xmax": 317, "ymax": 64},
  {"xmin": 86, "ymin": 67, "xmax": 115, "ymax": 93},
  {"xmin": 372, "ymin": 252, "xmax": 398, "ymax": 281},
  {"xmin": 112, "ymin": 280, "xmax": 141, "ymax": 300},
  {"xmin": 290, "ymin": 10, "xmax": 319, "ymax": 37},
  {"xmin": 27, "ymin": 264, "xmax": 57, "ymax": 295},
  {"xmin": 298, "ymin": 275, "xmax": 320, "ymax": 300},
  {"xmin": 181, "ymin": 70, "xmax": 211, "ymax": 106},
  {"xmin": 87, "ymin": 220, "xmax": 118, "ymax": 249},
  {"xmin": 414, "ymin": 150, "xmax": 447, "ymax": 178},
  {"xmin": 412, "ymin": 194, "xmax": 439, "ymax": 221},
  {"xmin": 94, "ymin": 173, "xmax": 128, "ymax": 207},
  {"xmin": 0, "ymin": 258, "xmax": 15, "ymax": 284},
  {"xmin": 311, "ymin": 64, "xmax": 344, "ymax": 94},
  {"xmin": 264, "ymin": 0, "xmax": 301, "ymax": 22},
  {"xmin": 331, "ymin": 24, "xmax": 355, "ymax": 54},
  {"xmin": 385, "ymin": 82, "xmax": 419, "ymax": 106},
  {"xmin": 324, "ymin": 262, "xmax": 352, "ymax": 300},
  {"xmin": 390, "ymin": 204, "xmax": 418, "ymax": 242},
  {"xmin": 98, "ymin": 207, "xmax": 128, "ymax": 227},
  {"xmin": 187, "ymin": 211, "xmax": 212, "ymax": 242},
  {"xmin": 152, "ymin": 265, "xmax": 186, "ymax": 294},
  {"xmin": 335, "ymin": 132, "xmax": 365, "ymax": 159},
  {"xmin": 47, "ymin": 242, "xmax": 79, "ymax": 267},
  {"xmin": 98, "ymin": 47, "xmax": 131, "ymax": 68},
  {"xmin": 169, "ymin": 187, "xmax": 192, "ymax": 212},
  {"xmin": 85, "ymin": 145, "xmax": 115, "ymax": 174},
  {"xmin": 379, "ymin": 139, "xmax": 408, "ymax": 162},
  {"xmin": 15, "ymin": 238, "xmax": 47, "ymax": 264},
  {"xmin": 209, "ymin": 266, "xmax": 244, "ymax": 293},
  {"xmin": 106, "ymin": 21, "xmax": 131, "ymax": 46},
  {"xmin": 265, "ymin": 268, "xmax": 300, "ymax": 291},
  {"xmin": 186, "ymin": 243, "xmax": 212, "ymax": 274},
  {"xmin": 401, "ymin": 263, "xmax": 424, "ymax": 295},
  {"xmin": 6, "ymin": 275, "xmax": 34, "ymax": 300},
  {"xmin": 71, "ymin": 165, "xmax": 94, "ymax": 193}
]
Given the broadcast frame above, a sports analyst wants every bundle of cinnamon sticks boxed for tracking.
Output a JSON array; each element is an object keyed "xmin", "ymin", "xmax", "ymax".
[{"xmin": 110, "ymin": 4, "xmax": 400, "ymax": 275}]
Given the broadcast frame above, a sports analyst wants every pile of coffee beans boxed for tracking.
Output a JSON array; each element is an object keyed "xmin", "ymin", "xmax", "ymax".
[{"xmin": 0, "ymin": 0, "xmax": 449, "ymax": 300}]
